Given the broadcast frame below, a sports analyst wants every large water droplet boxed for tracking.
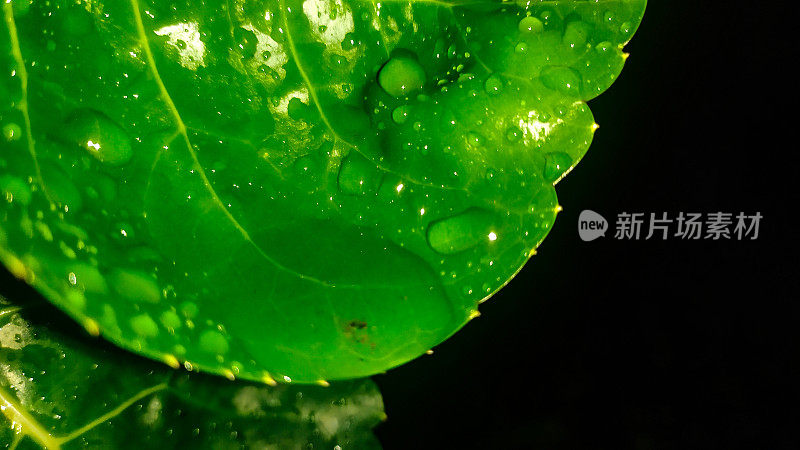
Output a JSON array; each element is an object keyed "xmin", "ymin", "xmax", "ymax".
[
  {"xmin": 518, "ymin": 16, "xmax": 544, "ymax": 34},
  {"xmin": 378, "ymin": 54, "xmax": 426, "ymax": 98},
  {"xmin": 563, "ymin": 21, "xmax": 590, "ymax": 48},
  {"xmin": 543, "ymin": 152, "xmax": 573, "ymax": 182},
  {"xmin": 540, "ymin": 66, "xmax": 582, "ymax": 97},
  {"xmin": 427, "ymin": 209, "xmax": 495, "ymax": 255},
  {"xmin": 67, "ymin": 109, "xmax": 133, "ymax": 166}
]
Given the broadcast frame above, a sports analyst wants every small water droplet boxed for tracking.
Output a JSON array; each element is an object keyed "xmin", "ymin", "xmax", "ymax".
[
  {"xmin": 392, "ymin": 105, "xmax": 410, "ymax": 124},
  {"xmin": 595, "ymin": 41, "xmax": 613, "ymax": 53},
  {"xmin": 66, "ymin": 109, "xmax": 133, "ymax": 166},
  {"xmin": 2, "ymin": 123, "xmax": 21, "ymax": 141},
  {"xmin": 466, "ymin": 131, "xmax": 485, "ymax": 147},
  {"xmin": 130, "ymin": 314, "xmax": 159, "ymax": 338},
  {"xmin": 506, "ymin": 126, "xmax": 522, "ymax": 142},
  {"xmin": 200, "ymin": 330, "xmax": 229, "ymax": 355},
  {"xmin": 327, "ymin": 53, "xmax": 349, "ymax": 69},
  {"xmin": 484, "ymin": 74, "xmax": 503, "ymax": 94},
  {"xmin": 160, "ymin": 311, "xmax": 182, "ymax": 330},
  {"xmin": 109, "ymin": 269, "xmax": 161, "ymax": 304},
  {"xmin": 180, "ymin": 301, "xmax": 199, "ymax": 318}
]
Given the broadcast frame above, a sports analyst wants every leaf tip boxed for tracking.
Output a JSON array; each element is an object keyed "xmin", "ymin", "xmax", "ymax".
[
  {"xmin": 261, "ymin": 372, "xmax": 278, "ymax": 386},
  {"xmin": 163, "ymin": 354, "xmax": 181, "ymax": 369},
  {"xmin": 83, "ymin": 318, "xmax": 100, "ymax": 337}
]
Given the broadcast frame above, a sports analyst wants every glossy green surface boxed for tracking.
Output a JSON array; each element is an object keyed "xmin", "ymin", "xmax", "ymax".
[
  {"xmin": 0, "ymin": 294, "xmax": 384, "ymax": 449},
  {"xmin": 0, "ymin": 0, "xmax": 645, "ymax": 382}
]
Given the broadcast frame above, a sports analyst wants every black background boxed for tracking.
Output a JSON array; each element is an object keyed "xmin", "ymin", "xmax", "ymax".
[
  {"xmin": 374, "ymin": 2, "xmax": 798, "ymax": 449},
  {"xmin": 2, "ymin": 2, "xmax": 797, "ymax": 449}
]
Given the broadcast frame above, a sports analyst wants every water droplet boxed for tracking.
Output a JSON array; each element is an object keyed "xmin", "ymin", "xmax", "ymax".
[
  {"xmin": 109, "ymin": 269, "xmax": 161, "ymax": 304},
  {"xmin": 66, "ymin": 109, "xmax": 132, "ymax": 166},
  {"xmin": 515, "ymin": 42, "xmax": 528, "ymax": 54},
  {"xmin": 130, "ymin": 314, "xmax": 159, "ymax": 338},
  {"xmin": 160, "ymin": 311, "xmax": 182, "ymax": 330},
  {"xmin": 180, "ymin": 301, "xmax": 199, "ymax": 318},
  {"xmin": 563, "ymin": 21, "xmax": 589, "ymax": 48},
  {"xmin": 338, "ymin": 153, "xmax": 381, "ymax": 195},
  {"xmin": 506, "ymin": 126, "xmax": 522, "ymax": 142},
  {"xmin": 199, "ymin": 329, "xmax": 229, "ymax": 355},
  {"xmin": 595, "ymin": 41, "xmax": 613, "ymax": 53},
  {"xmin": 518, "ymin": 16, "xmax": 544, "ymax": 34},
  {"xmin": 3, "ymin": 123, "xmax": 21, "ymax": 141},
  {"xmin": 0, "ymin": 175, "xmax": 31, "ymax": 205},
  {"xmin": 68, "ymin": 264, "xmax": 108, "ymax": 294},
  {"xmin": 65, "ymin": 291, "xmax": 86, "ymax": 310},
  {"xmin": 484, "ymin": 74, "xmax": 503, "ymax": 94},
  {"xmin": 543, "ymin": 152, "xmax": 573, "ymax": 182},
  {"xmin": 540, "ymin": 66, "xmax": 582, "ymax": 97},
  {"xmin": 257, "ymin": 64, "xmax": 279, "ymax": 80},
  {"xmin": 466, "ymin": 131, "xmax": 485, "ymax": 147},
  {"xmin": 392, "ymin": 105, "xmax": 410, "ymax": 124},
  {"xmin": 426, "ymin": 209, "xmax": 495, "ymax": 255},
  {"xmin": 378, "ymin": 54, "xmax": 426, "ymax": 98},
  {"xmin": 447, "ymin": 44, "xmax": 457, "ymax": 59},
  {"xmin": 327, "ymin": 53, "xmax": 349, "ymax": 69},
  {"xmin": 234, "ymin": 27, "xmax": 257, "ymax": 58}
]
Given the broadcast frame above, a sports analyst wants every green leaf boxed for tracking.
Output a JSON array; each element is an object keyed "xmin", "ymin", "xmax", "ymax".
[
  {"xmin": 0, "ymin": 292, "xmax": 385, "ymax": 449},
  {"xmin": 0, "ymin": 0, "xmax": 646, "ymax": 382}
]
